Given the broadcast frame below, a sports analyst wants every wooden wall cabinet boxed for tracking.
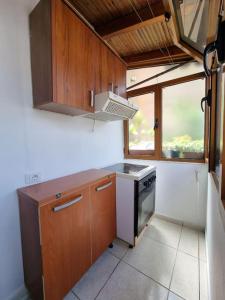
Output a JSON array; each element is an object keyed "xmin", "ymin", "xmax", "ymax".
[
  {"xmin": 30, "ymin": 0, "xmax": 127, "ymax": 116},
  {"xmin": 18, "ymin": 169, "xmax": 116, "ymax": 300}
]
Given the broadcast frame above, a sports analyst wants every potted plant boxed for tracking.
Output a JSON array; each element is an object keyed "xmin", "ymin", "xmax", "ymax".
[
  {"xmin": 183, "ymin": 140, "xmax": 204, "ymax": 159},
  {"xmin": 163, "ymin": 141, "xmax": 181, "ymax": 158}
]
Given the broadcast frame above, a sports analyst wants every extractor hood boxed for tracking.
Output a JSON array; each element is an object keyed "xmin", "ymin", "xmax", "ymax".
[{"xmin": 84, "ymin": 91, "xmax": 138, "ymax": 122}]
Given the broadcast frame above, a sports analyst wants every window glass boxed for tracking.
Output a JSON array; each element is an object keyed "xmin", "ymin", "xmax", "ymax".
[
  {"xmin": 129, "ymin": 93, "xmax": 155, "ymax": 151},
  {"xmin": 172, "ymin": 0, "xmax": 209, "ymax": 53},
  {"xmin": 127, "ymin": 62, "xmax": 203, "ymax": 90},
  {"xmin": 162, "ymin": 79, "xmax": 205, "ymax": 159}
]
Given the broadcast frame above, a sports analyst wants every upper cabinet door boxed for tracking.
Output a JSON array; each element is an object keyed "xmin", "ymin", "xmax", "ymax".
[
  {"xmin": 100, "ymin": 44, "xmax": 127, "ymax": 97},
  {"xmin": 90, "ymin": 176, "xmax": 116, "ymax": 262},
  {"xmin": 40, "ymin": 187, "xmax": 92, "ymax": 300},
  {"xmin": 115, "ymin": 59, "xmax": 127, "ymax": 98},
  {"xmin": 52, "ymin": 0, "xmax": 94, "ymax": 112}
]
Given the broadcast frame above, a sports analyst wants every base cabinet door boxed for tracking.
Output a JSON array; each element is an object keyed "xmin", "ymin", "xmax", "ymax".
[
  {"xmin": 90, "ymin": 176, "xmax": 116, "ymax": 262},
  {"xmin": 39, "ymin": 187, "xmax": 91, "ymax": 300}
]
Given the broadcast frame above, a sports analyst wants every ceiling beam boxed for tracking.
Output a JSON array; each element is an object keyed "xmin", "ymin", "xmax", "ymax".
[
  {"xmin": 95, "ymin": 1, "xmax": 165, "ymax": 38},
  {"xmin": 123, "ymin": 46, "xmax": 193, "ymax": 69},
  {"xmin": 102, "ymin": 15, "xmax": 165, "ymax": 40}
]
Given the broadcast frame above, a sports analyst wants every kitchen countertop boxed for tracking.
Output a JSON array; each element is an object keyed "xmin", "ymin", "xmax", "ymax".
[{"xmin": 17, "ymin": 169, "xmax": 115, "ymax": 205}]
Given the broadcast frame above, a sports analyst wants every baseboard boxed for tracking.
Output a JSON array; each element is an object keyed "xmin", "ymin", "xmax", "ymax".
[
  {"xmin": 154, "ymin": 213, "xmax": 183, "ymax": 226},
  {"xmin": 154, "ymin": 213, "xmax": 205, "ymax": 231},
  {"xmin": 6, "ymin": 285, "xmax": 29, "ymax": 300}
]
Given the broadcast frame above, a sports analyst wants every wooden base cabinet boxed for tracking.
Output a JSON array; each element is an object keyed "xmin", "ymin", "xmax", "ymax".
[
  {"xmin": 18, "ymin": 169, "xmax": 116, "ymax": 300},
  {"xmin": 30, "ymin": 0, "xmax": 126, "ymax": 116}
]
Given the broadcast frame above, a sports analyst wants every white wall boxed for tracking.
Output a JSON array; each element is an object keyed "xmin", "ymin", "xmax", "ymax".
[
  {"xmin": 0, "ymin": 1, "xmax": 209, "ymax": 299},
  {"xmin": 0, "ymin": 1, "xmax": 124, "ymax": 299},
  {"xmin": 126, "ymin": 159, "xmax": 208, "ymax": 229},
  {"xmin": 206, "ymin": 174, "xmax": 225, "ymax": 300}
]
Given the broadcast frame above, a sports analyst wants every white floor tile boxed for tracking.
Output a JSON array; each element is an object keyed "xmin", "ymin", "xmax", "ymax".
[
  {"xmin": 170, "ymin": 251, "xmax": 199, "ymax": 300},
  {"xmin": 72, "ymin": 251, "xmax": 119, "ymax": 300},
  {"xmin": 123, "ymin": 236, "xmax": 176, "ymax": 288},
  {"xmin": 64, "ymin": 292, "xmax": 79, "ymax": 300},
  {"xmin": 178, "ymin": 226, "xmax": 199, "ymax": 257},
  {"xmin": 144, "ymin": 217, "xmax": 182, "ymax": 248},
  {"xmin": 168, "ymin": 291, "xmax": 184, "ymax": 300},
  {"xmin": 200, "ymin": 260, "xmax": 208, "ymax": 300},
  {"xmin": 199, "ymin": 232, "xmax": 207, "ymax": 261},
  {"xmin": 108, "ymin": 239, "xmax": 128, "ymax": 259},
  {"xmin": 96, "ymin": 261, "xmax": 168, "ymax": 300}
]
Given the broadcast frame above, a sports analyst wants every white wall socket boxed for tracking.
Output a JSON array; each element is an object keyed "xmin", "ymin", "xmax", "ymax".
[{"xmin": 25, "ymin": 172, "xmax": 42, "ymax": 185}]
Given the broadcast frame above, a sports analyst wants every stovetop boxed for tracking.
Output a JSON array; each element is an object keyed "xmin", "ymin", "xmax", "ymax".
[{"xmin": 104, "ymin": 163, "xmax": 149, "ymax": 175}]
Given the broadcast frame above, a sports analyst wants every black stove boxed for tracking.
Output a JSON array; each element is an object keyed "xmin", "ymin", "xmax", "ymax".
[{"xmin": 104, "ymin": 163, "xmax": 149, "ymax": 174}]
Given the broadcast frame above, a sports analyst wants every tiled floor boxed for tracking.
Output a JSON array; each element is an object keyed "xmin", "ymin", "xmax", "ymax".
[{"xmin": 64, "ymin": 216, "xmax": 208, "ymax": 300}]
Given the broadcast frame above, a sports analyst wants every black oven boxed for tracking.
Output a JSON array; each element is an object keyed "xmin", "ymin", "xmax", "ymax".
[{"xmin": 134, "ymin": 171, "xmax": 156, "ymax": 237}]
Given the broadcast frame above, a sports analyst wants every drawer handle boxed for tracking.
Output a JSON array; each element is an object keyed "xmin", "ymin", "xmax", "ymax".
[
  {"xmin": 90, "ymin": 90, "xmax": 95, "ymax": 107},
  {"xmin": 53, "ymin": 195, "xmax": 82, "ymax": 212},
  {"xmin": 96, "ymin": 181, "xmax": 112, "ymax": 192}
]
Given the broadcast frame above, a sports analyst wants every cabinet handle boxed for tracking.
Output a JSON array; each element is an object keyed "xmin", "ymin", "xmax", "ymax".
[
  {"xmin": 96, "ymin": 181, "xmax": 112, "ymax": 192},
  {"xmin": 53, "ymin": 195, "xmax": 82, "ymax": 212},
  {"xmin": 90, "ymin": 90, "xmax": 94, "ymax": 107}
]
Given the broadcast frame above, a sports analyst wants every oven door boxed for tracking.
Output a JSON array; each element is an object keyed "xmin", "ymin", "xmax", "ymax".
[{"xmin": 134, "ymin": 172, "xmax": 156, "ymax": 237}]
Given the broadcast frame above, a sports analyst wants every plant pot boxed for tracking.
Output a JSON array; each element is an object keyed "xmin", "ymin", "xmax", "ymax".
[
  {"xmin": 163, "ymin": 149, "xmax": 172, "ymax": 158},
  {"xmin": 171, "ymin": 150, "xmax": 181, "ymax": 158},
  {"xmin": 183, "ymin": 152, "xmax": 203, "ymax": 159},
  {"xmin": 163, "ymin": 150, "xmax": 181, "ymax": 158}
]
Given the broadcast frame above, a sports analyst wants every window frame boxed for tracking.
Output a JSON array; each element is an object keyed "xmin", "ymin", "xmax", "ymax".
[
  {"xmin": 209, "ymin": 68, "xmax": 225, "ymax": 200},
  {"xmin": 124, "ymin": 71, "xmax": 207, "ymax": 163}
]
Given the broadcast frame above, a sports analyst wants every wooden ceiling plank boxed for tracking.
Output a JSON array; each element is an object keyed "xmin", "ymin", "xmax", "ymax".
[
  {"xmin": 103, "ymin": 14, "xmax": 165, "ymax": 40},
  {"xmin": 95, "ymin": 1, "xmax": 165, "ymax": 37},
  {"xmin": 123, "ymin": 46, "xmax": 192, "ymax": 68}
]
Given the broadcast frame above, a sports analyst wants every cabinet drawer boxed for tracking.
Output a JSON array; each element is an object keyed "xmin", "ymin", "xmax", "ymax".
[{"xmin": 39, "ymin": 187, "xmax": 91, "ymax": 300}]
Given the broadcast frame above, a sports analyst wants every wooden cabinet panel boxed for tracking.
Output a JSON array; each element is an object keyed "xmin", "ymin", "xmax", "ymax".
[
  {"xmin": 40, "ymin": 187, "xmax": 91, "ymax": 300},
  {"xmin": 52, "ymin": 0, "xmax": 94, "ymax": 112},
  {"xmin": 90, "ymin": 176, "xmax": 116, "ymax": 262},
  {"xmin": 86, "ymin": 30, "xmax": 101, "ymax": 96}
]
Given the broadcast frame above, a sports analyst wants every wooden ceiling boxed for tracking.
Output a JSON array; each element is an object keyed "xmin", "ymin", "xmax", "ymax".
[{"xmin": 67, "ymin": 0, "xmax": 193, "ymax": 68}]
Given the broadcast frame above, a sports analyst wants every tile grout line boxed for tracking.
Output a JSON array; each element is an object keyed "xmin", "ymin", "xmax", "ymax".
[
  {"xmin": 143, "ymin": 233, "xmax": 179, "ymax": 251},
  {"xmin": 71, "ymin": 289, "xmax": 81, "ymax": 300},
  {"xmin": 121, "ymin": 259, "xmax": 170, "ymax": 291},
  {"xmin": 144, "ymin": 231, "xmax": 201, "ymax": 260},
  {"xmin": 71, "ymin": 243, "xmax": 129, "ymax": 300},
  {"xmin": 93, "ymin": 243, "xmax": 130, "ymax": 300},
  {"xmin": 93, "ymin": 256, "xmax": 122, "ymax": 300},
  {"xmin": 167, "ymin": 223, "xmax": 184, "ymax": 299}
]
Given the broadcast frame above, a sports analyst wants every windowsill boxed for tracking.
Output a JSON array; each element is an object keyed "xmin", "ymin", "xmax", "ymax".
[{"xmin": 124, "ymin": 153, "xmax": 206, "ymax": 164}]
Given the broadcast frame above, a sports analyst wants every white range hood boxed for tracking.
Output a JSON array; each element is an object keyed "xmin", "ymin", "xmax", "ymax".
[{"xmin": 84, "ymin": 91, "xmax": 138, "ymax": 122}]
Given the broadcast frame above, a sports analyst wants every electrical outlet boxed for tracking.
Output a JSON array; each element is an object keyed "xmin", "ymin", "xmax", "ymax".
[{"xmin": 25, "ymin": 172, "xmax": 42, "ymax": 185}]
